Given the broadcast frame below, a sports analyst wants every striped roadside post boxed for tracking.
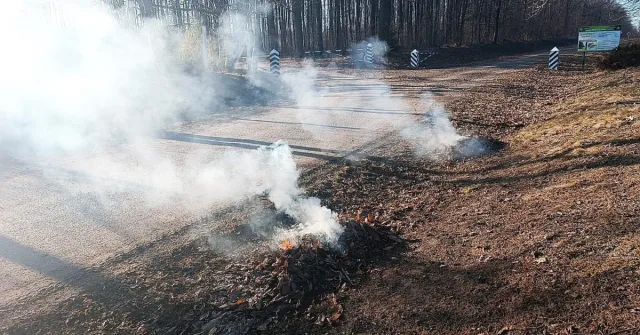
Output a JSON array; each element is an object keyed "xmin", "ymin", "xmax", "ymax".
[
  {"xmin": 549, "ymin": 47, "xmax": 559, "ymax": 70},
  {"xmin": 365, "ymin": 43, "xmax": 374, "ymax": 64},
  {"xmin": 269, "ymin": 49, "xmax": 280, "ymax": 75},
  {"xmin": 410, "ymin": 49, "xmax": 419, "ymax": 68}
]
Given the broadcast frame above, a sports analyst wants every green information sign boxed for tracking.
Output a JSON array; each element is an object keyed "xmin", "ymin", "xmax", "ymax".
[{"xmin": 577, "ymin": 25, "xmax": 622, "ymax": 52}]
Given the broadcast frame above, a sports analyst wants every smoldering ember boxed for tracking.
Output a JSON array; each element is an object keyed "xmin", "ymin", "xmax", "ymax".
[{"xmin": 1, "ymin": 0, "xmax": 639, "ymax": 334}]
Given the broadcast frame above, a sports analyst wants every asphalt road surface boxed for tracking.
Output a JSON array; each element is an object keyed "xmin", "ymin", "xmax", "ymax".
[{"xmin": 0, "ymin": 53, "xmax": 547, "ymax": 312}]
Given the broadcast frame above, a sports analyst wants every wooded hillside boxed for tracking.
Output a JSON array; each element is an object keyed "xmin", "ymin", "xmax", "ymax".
[{"xmin": 108, "ymin": 0, "xmax": 636, "ymax": 56}]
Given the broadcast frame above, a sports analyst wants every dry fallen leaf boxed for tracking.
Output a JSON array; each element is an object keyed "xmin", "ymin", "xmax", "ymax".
[
  {"xmin": 534, "ymin": 257, "xmax": 548, "ymax": 264},
  {"xmin": 497, "ymin": 325, "xmax": 513, "ymax": 335}
]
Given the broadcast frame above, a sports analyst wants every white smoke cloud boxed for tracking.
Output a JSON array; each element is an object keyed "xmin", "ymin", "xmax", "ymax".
[
  {"xmin": 276, "ymin": 197, "xmax": 342, "ymax": 245},
  {"xmin": 401, "ymin": 93, "xmax": 494, "ymax": 160},
  {"xmin": 280, "ymin": 48, "xmax": 481, "ymax": 162},
  {"xmin": 352, "ymin": 36, "xmax": 389, "ymax": 64},
  {"xmin": 400, "ymin": 93, "xmax": 467, "ymax": 159},
  {"xmin": 0, "ymin": 1, "xmax": 214, "ymax": 157},
  {"xmin": 0, "ymin": 0, "xmax": 489, "ymax": 259},
  {"xmin": 193, "ymin": 143, "xmax": 343, "ymax": 245},
  {"xmin": 0, "ymin": 0, "xmax": 342, "ymax": 249}
]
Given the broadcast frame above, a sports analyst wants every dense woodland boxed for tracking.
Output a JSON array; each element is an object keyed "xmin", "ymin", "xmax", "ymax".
[{"xmin": 109, "ymin": 0, "xmax": 638, "ymax": 56}]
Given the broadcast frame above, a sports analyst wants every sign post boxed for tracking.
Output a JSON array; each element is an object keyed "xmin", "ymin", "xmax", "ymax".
[
  {"xmin": 577, "ymin": 25, "xmax": 622, "ymax": 71},
  {"xmin": 549, "ymin": 47, "xmax": 559, "ymax": 70},
  {"xmin": 411, "ymin": 49, "xmax": 419, "ymax": 68},
  {"xmin": 269, "ymin": 49, "xmax": 280, "ymax": 76},
  {"xmin": 365, "ymin": 43, "xmax": 374, "ymax": 65}
]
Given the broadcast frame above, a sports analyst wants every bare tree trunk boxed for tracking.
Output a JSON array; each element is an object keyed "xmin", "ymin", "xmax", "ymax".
[
  {"xmin": 379, "ymin": 0, "xmax": 392, "ymax": 42},
  {"xmin": 140, "ymin": 0, "xmax": 155, "ymax": 18},
  {"xmin": 458, "ymin": 0, "xmax": 469, "ymax": 45},
  {"xmin": 493, "ymin": 0, "xmax": 501, "ymax": 44},
  {"xmin": 315, "ymin": 0, "xmax": 324, "ymax": 50},
  {"xmin": 305, "ymin": 0, "xmax": 312, "ymax": 50},
  {"xmin": 151, "ymin": 0, "xmax": 636, "ymax": 57},
  {"xmin": 397, "ymin": 0, "xmax": 404, "ymax": 44},
  {"xmin": 334, "ymin": 0, "xmax": 344, "ymax": 50},
  {"xmin": 356, "ymin": 0, "xmax": 362, "ymax": 40},
  {"xmin": 267, "ymin": 2, "xmax": 278, "ymax": 50},
  {"xmin": 370, "ymin": 0, "xmax": 378, "ymax": 36},
  {"xmin": 293, "ymin": 0, "xmax": 304, "ymax": 56},
  {"xmin": 564, "ymin": 0, "xmax": 573, "ymax": 36}
]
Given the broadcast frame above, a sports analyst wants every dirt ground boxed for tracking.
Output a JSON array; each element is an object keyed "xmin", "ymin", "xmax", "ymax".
[
  {"xmin": 308, "ymin": 62, "xmax": 640, "ymax": 334},
  {"xmin": 2, "ymin": 56, "xmax": 639, "ymax": 335}
]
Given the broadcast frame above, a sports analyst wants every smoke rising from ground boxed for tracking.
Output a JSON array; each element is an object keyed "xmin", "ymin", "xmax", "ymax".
[
  {"xmin": 400, "ymin": 93, "xmax": 485, "ymax": 160},
  {"xmin": 0, "ymin": 1, "xmax": 211, "ymax": 156},
  {"xmin": 0, "ymin": 0, "xmax": 488, "ymax": 260},
  {"xmin": 286, "ymin": 40, "xmax": 486, "ymax": 162},
  {"xmin": 0, "ymin": 1, "xmax": 341, "ymax": 248},
  {"xmin": 352, "ymin": 36, "xmax": 389, "ymax": 64}
]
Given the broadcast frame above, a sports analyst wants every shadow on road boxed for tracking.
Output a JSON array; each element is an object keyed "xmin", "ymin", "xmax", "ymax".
[
  {"xmin": 289, "ymin": 106, "xmax": 421, "ymax": 116},
  {"xmin": 232, "ymin": 118, "xmax": 362, "ymax": 130},
  {"xmin": 158, "ymin": 131, "xmax": 347, "ymax": 161},
  {"xmin": 0, "ymin": 235, "xmax": 135, "ymax": 304},
  {"xmin": 0, "ymin": 234, "xmax": 219, "ymax": 334},
  {"xmin": 157, "ymin": 131, "xmax": 395, "ymax": 165}
]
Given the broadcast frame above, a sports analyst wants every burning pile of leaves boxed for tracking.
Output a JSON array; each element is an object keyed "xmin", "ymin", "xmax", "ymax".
[{"xmin": 197, "ymin": 215, "xmax": 406, "ymax": 334}]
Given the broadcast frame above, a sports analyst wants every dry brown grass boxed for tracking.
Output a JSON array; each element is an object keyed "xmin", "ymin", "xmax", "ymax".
[{"xmin": 311, "ymin": 67, "xmax": 640, "ymax": 334}]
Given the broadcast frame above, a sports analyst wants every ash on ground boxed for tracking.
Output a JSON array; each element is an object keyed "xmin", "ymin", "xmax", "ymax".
[{"xmin": 451, "ymin": 136, "xmax": 506, "ymax": 160}]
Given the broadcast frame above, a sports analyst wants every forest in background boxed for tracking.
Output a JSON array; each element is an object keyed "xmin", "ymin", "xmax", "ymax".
[{"xmin": 105, "ymin": 0, "xmax": 637, "ymax": 56}]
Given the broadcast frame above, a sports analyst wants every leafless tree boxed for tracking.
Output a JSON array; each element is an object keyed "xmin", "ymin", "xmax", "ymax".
[{"xmin": 106, "ymin": 0, "xmax": 637, "ymax": 56}]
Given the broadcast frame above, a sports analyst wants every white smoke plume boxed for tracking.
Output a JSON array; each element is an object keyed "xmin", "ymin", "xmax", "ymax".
[
  {"xmin": 352, "ymin": 36, "xmax": 389, "ymax": 64},
  {"xmin": 0, "ymin": 0, "xmax": 489, "ymax": 261},
  {"xmin": 401, "ymin": 94, "xmax": 493, "ymax": 160},
  {"xmin": 0, "ymin": 0, "xmax": 342, "ymax": 250},
  {"xmin": 400, "ymin": 94, "xmax": 466, "ymax": 159},
  {"xmin": 282, "ymin": 59, "xmax": 484, "ymax": 162},
  {"xmin": 0, "ymin": 1, "xmax": 211, "ymax": 156}
]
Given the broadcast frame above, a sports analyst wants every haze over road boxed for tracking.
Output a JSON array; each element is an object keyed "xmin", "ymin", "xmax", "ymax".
[{"xmin": 0, "ymin": 54, "xmax": 545, "ymax": 310}]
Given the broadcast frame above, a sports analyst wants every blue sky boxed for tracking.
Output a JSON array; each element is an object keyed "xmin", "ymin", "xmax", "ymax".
[{"xmin": 618, "ymin": 0, "xmax": 640, "ymax": 27}]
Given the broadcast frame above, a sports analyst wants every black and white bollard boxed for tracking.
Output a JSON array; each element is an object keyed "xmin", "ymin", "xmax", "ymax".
[
  {"xmin": 410, "ymin": 49, "xmax": 419, "ymax": 68},
  {"xmin": 269, "ymin": 49, "xmax": 280, "ymax": 76},
  {"xmin": 549, "ymin": 47, "xmax": 559, "ymax": 70},
  {"xmin": 365, "ymin": 43, "xmax": 374, "ymax": 64}
]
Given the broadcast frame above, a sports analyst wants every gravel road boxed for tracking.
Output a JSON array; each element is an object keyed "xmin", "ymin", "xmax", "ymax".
[{"xmin": 0, "ymin": 53, "xmax": 547, "ymax": 311}]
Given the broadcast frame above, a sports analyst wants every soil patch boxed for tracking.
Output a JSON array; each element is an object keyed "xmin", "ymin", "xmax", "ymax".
[{"xmin": 2, "ymin": 63, "xmax": 639, "ymax": 335}]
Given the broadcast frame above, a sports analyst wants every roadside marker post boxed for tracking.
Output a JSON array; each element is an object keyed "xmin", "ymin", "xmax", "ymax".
[
  {"xmin": 269, "ymin": 49, "xmax": 280, "ymax": 76},
  {"xmin": 549, "ymin": 47, "xmax": 559, "ymax": 70},
  {"xmin": 365, "ymin": 43, "xmax": 374, "ymax": 65},
  {"xmin": 410, "ymin": 49, "xmax": 419, "ymax": 68}
]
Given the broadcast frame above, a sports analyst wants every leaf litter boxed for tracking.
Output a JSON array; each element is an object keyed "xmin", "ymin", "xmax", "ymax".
[{"xmin": 3, "ymin": 58, "xmax": 640, "ymax": 335}]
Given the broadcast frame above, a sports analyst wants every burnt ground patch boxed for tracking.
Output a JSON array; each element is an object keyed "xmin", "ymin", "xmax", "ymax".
[
  {"xmin": 451, "ymin": 136, "xmax": 507, "ymax": 160},
  {"xmin": 2, "ymin": 64, "xmax": 639, "ymax": 335},
  {"xmin": 1, "ymin": 193, "xmax": 408, "ymax": 335}
]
